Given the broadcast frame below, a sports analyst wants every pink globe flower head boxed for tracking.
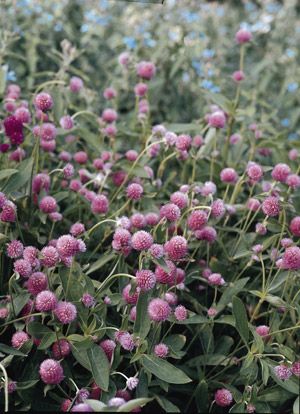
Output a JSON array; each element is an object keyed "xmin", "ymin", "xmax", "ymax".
[
  {"xmin": 246, "ymin": 162, "xmax": 263, "ymax": 182},
  {"xmin": 102, "ymin": 108, "xmax": 118, "ymax": 123},
  {"xmin": 215, "ymin": 388, "xmax": 233, "ymax": 407},
  {"xmin": 289, "ymin": 149, "xmax": 298, "ymax": 161},
  {"xmin": 274, "ymin": 364, "xmax": 292, "ymax": 380},
  {"xmin": 230, "ymin": 133, "xmax": 242, "ymax": 144},
  {"xmin": 187, "ymin": 210, "xmax": 208, "ymax": 231},
  {"xmin": 56, "ymin": 235, "xmax": 78, "ymax": 257},
  {"xmin": 149, "ymin": 243, "xmax": 164, "ymax": 259},
  {"xmin": 291, "ymin": 361, "xmax": 300, "ymax": 377},
  {"xmin": 235, "ymin": 28, "xmax": 253, "ymax": 44},
  {"xmin": 286, "ymin": 174, "xmax": 300, "ymax": 190},
  {"xmin": 61, "ymin": 399, "xmax": 72, "ymax": 412},
  {"xmin": 108, "ymin": 398, "xmax": 126, "ymax": 408},
  {"xmin": 195, "ymin": 226, "xmax": 217, "ymax": 243},
  {"xmin": 134, "ymin": 82, "xmax": 148, "ymax": 97},
  {"xmin": 40, "ymin": 139, "xmax": 56, "ymax": 152},
  {"xmin": 174, "ymin": 305, "xmax": 188, "ymax": 321},
  {"xmin": 76, "ymin": 388, "xmax": 90, "ymax": 404},
  {"xmin": 282, "ymin": 246, "xmax": 300, "ymax": 270},
  {"xmin": 164, "ymin": 292, "xmax": 178, "ymax": 306},
  {"xmin": 71, "ymin": 403, "xmax": 93, "ymax": 412},
  {"xmin": 27, "ymin": 272, "xmax": 48, "ymax": 295},
  {"xmin": 154, "ymin": 343, "xmax": 169, "ymax": 358},
  {"xmin": 103, "ymin": 87, "xmax": 117, "ymax": 100},
  {"xmin": 136, "ymin": 269, "xmax": 156, "ymax": 291},
  {"xmin": 115, "ymin": 331, "xmax": 136, "ymax": 351},
  {"xmin": 35, "ymin": 290, "xmax": 57, "ymax": 312},
  {"xmin": 32, "ymin": 173, "xmax": 51, "ymax": 194},
  {"xmin": 0, "ymin": 200, "xmax": 17, "ymax": 222},
  {"xmin": 74, "ymin": 151, "xmax": 88, "ymax": 164},
  {"xmin": 3, "ymin": 115, "xmax": 24, "ymax": 145},
  {"xmin": 255, "ymin": 222, "xmax": 267, "ymax": 235},
  {"xmin": 39, "ymin": 359, "xmax": 64, "ymax": 384},
  {"xmin": 232, "ymin": 70, "xmax": 245, "ymax": 82},
  {"xmin": 145, "ymin": 212, "xmax": 159, "ymax": 227},
  {"xmin": 60, "ymin": 115, "xmax": 74, "ymax": 130},
  {"xmin": 91, "ymin": 194, "xmax": 109, "ymax": 214},
  {"xmin": 211, "ymin": 199, "xmax": 226, "ymax": 218},
  {"xmin": 201, "ymin": 181, "xmax": 216, "ymax": 196},
  {"xmin": 220, "ymin": 167, "xmax": 238, "ymax": 184},
  {"xmin": 14, "ymin": 107, "xmax": 31, "ymax": 124},
  {"xmin": 39, "ymin": 123, "xmax": 57, "ymax": 141},
  {"xmin": 69, "ymin": 179, "xmax": 82, "ymax": 192},
  {"xmin": 170, "ymin": 191, "xmax": 189, "ymax": 209},
  {"xmin": 255, "ymin": 325, "xmax": 270, "ymax": 339},
  {"xmin": 175, "ymin": 134, "xmax": 192, "ymax": 151},
  {"xmin": 93, "ymin": 158, "xmax": 104, "ymax": 170},
  {"xmin": 192, "ymin": 135, "xmax": 204, "ymax": 148},
  {"xmin": 54, "ymin": 301, "xmax": 77, "ymax": 324},
  {"xmin": 122, "ymin": 284, "xmax": 140, "ymax": 305},
  {"xmin": 0, "ymin": 308, "xmax": 9, "ymax": 319},
  {"xmin": 247, "ymin": 198, "xmax": 260, "ymax": 212},
  {"xmin": 246, "ymin": 404, "xmax": 256, "ymax": 413},
  {"xmin": 112, "ymin": 228, "xmax": 132, "ymax": 255},
  {"xmin": 7, "ymin": 381, "xmax": 17, "ymax": 394},
  {"xmin": 6, "ymin": 239, "xmax": 24, "ymax": 258},
  {"xmin": 81, "ymin": 293, "xmax": 95, "ymax": 308},
  {"xmin": 207, "ymin": 307, "xmax": 218, "ymax": 317},
  {"xmin": 104, "ymin": 124, "xmax": 117, "ymax": 137},
  {"xmin": 35, "ymin": 110, "xmax": 49, "ymax": 122},
  {"xmin": 39, "ymin": 196, "xmax": 57, "ymax": 214},
  {"xmin": 136, "ymin": 61, "xmax": 156, "ymax": 80},
  {"xmin": 100, "ymin": 339, "xmax": 116, "ymax": 361},
  {"xmin": 90, "ymin": 382, "xmax": 102, "ymax": 400},
  {"xmin": 131, "ymin": 230, "xmax": 153, "ymax": 251},
  {"xmin": 160, "ymin": 203, "xmax": 181, "ymax": 222},
  {"xmin": 41, "ymin": 246, "xmax": 59, "ymax": 267},
  {"xmin": 62, "ymin": 163, "xmax": 74, "ymax": 179},
  {"xmin": 14, "ymin": 259, "xmax": 32, "ymax": 278},
  {"xmin": 281, "ymin": 238, "xmax": 293, "ymax": 248},
  {"xmin": 11, "ymin": 331, "xmax": 29, "ymax": 349},
  {"xmin": 112, "ymin": 170, "xmax": 127, "ymax": 187},
  {"xmin": 208, "ymin": 273, "xmax": 225, "ymax": 286},
  {"xmin": 148, "ymin": 142, "xmax": 160, "ymax": 157},
  {"xmin": 69, "ymin": 76, "xmax": 83, "ymax": 93},
  {"xmin": 290, "ymin": 216, "xmax": 300, "ymax": 237},
  {"xmin": 155, "ymin": 260, "xmax": 177, "ymax": 285},
  {"xmin": 271, "ymin": 163, "xmax": 291, "ymax": 183},
  {"xmin": 262, "ymin": 196, "xmax": 280, "ymax": 217},
  {"xmin": 70, "ymin": 222, "xmax": 85, "ymax": 237},
  {"xmin": 34, "ymin": 92, "xmax": 53, "ymax": 112},
  {"xmin": 52, "ymin": 339, "xmax": 71, "ymax": 359},
  {"xmin": 130, "ymin": 306, "xmax": 137, "ymax": 321},
  {"xmin": 148, "ymin": 298, "xmax": 171, "ymax": 322},
  {"xmin": 164, "ymin": 236, "xmax": 187, "ymax": 261},
  {"xmin": 125, "ymin": 150, "xmax": 138, "ymax": 162},
  {"xmin": 126, "ymin": 183, "xmax": 143, "ymax": 200},
  {"xmin": 9, "ymin": 147, "xmax": 26, "ymax": 162},
  {"xmin": 119, "ymin": 51, "xmax": 130, "ymax": 67},
  {"xmin": 208, "ymin": 111, "xmax": 226, "ymax": 128},
  {"xmin": 4, "ymin": 99, "xmax": 17, "ymax": 113},
  {"xmin": 175, "ymin": 268, "xmax": 185, "ymax": 284}
]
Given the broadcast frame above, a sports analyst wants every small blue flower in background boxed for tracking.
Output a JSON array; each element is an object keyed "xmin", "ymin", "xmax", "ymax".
[
  {"xmin": 202, "ymin": 49, "xmax": 215, "ymax": 59},
  {"xmin": 181, "ymin": 11, "xmax": 199, "ymax": 23},
  {"xmin": 192, "ymin": 61, "xmax": 202, "ymax": 76},
  {"xmin": 281, "ymin": 118, "xmax": 290, "ymax": 128},
  {"xmin": 6, "ymin": 70, "xmax": 17, "ymax": 82},
  {"xmin": 81, "ymin": 24, "xmax": 89, "ymax": 33},
  {"xmin": 201, "ymin": 79, "xmax": 214, "ymax": 90},
  {"xmin": 211, "ymin": 86, "xmax": 220, "ymax": 93},
  {"xmin": 144, "ymin": 38, "xmax": 156, "ymax": 48},
  {"xmin": 207, "ymin": 69, "xmax": 214, "ymax": 78},
  {"xmin": 54, "ymin": 23, "xmax": 63, "ymax": 32},
  {"xmin": 199, "ymin": 32, "xmax": 206, "ymax": 40},
  {"xmin": 285, "ymin": 49, "xmax": 296, "ymax": 58},
  {"xmin": 182, "ymin": 72, "xmax": 190, "ymax": 83},
  {"xmin": 266, "ymin": 3, "xmax": 281, "ymax": 13},
  {"xmin": 99, "ymin": 0, "xmax": 108, "ymax": 10},
  {"xmin": 287, "ymin": 82, "xmax": 298, "ymax": 93},
  {"xmin": 123, "ymin": 37, "xmax": 137, "ymax": 50},
  {"xmin": 288, "ymin": 133, "xmax": 298, "ymax": 141},
  {"xmin": 245, "ymin": 3, "xmax": 256, "ymax": 12},
  {"xmin": 216, "ymin": 7, "xmax": 224, "ymax": 17}
]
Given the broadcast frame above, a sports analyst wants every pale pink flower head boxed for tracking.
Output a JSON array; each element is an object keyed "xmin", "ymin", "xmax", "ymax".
[
  {"xmin": 154, "ymin": 343, "xmax": 169, "ymax": 358},
  {"xmin": 32, "ymin": 173, "xmax": 50, "ymax": 194},
  {"xmin": 125, "ymin": 150, "xmax": 138, "ymax": 162},
  {"xmin": 39, "ymin": 359, "xmax": 64, "ymax": 384},
  {"xmin": 91, "ymin": 194, "xmax": 109, "ymax": 214},
  {"xmin": 235, "ymin": 28, "xmax": 252, "ymax": 44},
  {"xmin": 176, "ymin": 134, "xmax": 192, "ymax": 151},
  {"xmin": 134, "ymin": 82, "xmax": 148, "ymax": 97},
  {"xmin": 52, "ymin": 339, "xmax": 71, "ymax": 359},
  {"xmin": 207, "ymin": 307, "xmax": 217, "ymax": 317},
  {"xmin": 108, "ymin": 398, "xmax": 126, "ymax": 408},
  {"xmin": 69, "ymin": 76, "xmax": 83, "ymax": 93},
  {"xmin": 122, "ymin": 284, "xmax": 140, "ymax": 305},
  {"xmin": 215, "ymin": 388, "xmax": 233, "ymax": 407},
  {"xmin": 34, "ymin": 92, "xmax": 53, "ymax": 112},
  {"xmin": 102, "ymin": 108, "xmax": 118, "ymax": 123},
  {"xmin": 255, "ymin": 325, "xmax": 270, "ymax": 338},
  {"xmin": 282, "ymin": 246, "xmax": 300, "ymax": 270},
  {"xmin": 286, "ymin": 174, "xmax": 300, "ymax": 190},
  {"xmin": 220, "ymin": 167, "xmax": 238, "ymax": 184},
  {"xmin": 274, "ymin": 365, "xmax": 292, "ymax": 380},
  {"xmin": 14, "ymin": 107, "xmax": 31, "ymax": 124},
  {"xmin": 208, "ymin": 273, "xmax": 225, "ymax": 286},
  {"xmin": 281, "ymin": 238, "xmax": 293, "ymax": 248},
  {"xmin": 289, "ymin": 216, "xmax": 300, "ymax": 237},
  {"xmin": 160, "ymin": 203, "xmax": 181, "ymax": 222},
  {"xmin": 148, "ymin": 298, "xmax": 171, "ymax": 322},
  {"xmin": 145, "ymin": 212, "xmax": 159, "ymax": 227},
  {"xmin": 211, "ymin": 199, "xmax": 225, "ymax": 218},
  {"xmin": 41, "ymin": 246, "xmax": 59, "ymax": 267},
  {"xmin": 11, "ymin": 331, "xmax": 29, "ymax": 349},
  {"xmin": 100, "ymin": 339, "xmax": 116, "ymax": 361},
  {"xmin": 70, "ymin": 222, "xmax": 85, "ymax": 237},
  {"xmin": 60, "ymin": 115, "xmax": 74, "ymax": 130},
  {"xmin": 192, "ymin": 135, "xmax": 204, "ymax": 148},
  {"xmin": 39, "ymin": 123, "xmax": 57, "ymax": 141},
  {"xmin": 155, "ymin": 260, "xmax": 177, "ymax": 285},
  {"xmin": 35, "ymin": 290, "xmax": 57, "ymax": 312},
  {"xmin": 81, "ymin": 293, "xmax": 95, "ymax": 308},
  {"xmin": 230, "ymin": 133, "xmax": 242, "ymax": 144},
  {"xmin": 246, "ymin": 162, "xmax": 263, "ymax": 182},
  {"xmin": 201, "ymin": 181, "xmax": 216, "ymax": 196},
  {"xmin": 56, "ymin": 235, "xmax": 78, "ymax": 257},
  {"xmin": 115, "ymin": 331, "xmax": 135, "ymax": 351},
  {"xmin": 291, "ymin": 361, "xmax": 300, "ymax": 377},
  {"xmin": 255, "ymin": 222, "xmax": 267, "ymax": 235},
  {"xmin": 208, "ymin": 111, "xmax": 226, "ymax": 128},
  {"xmin": 103, "ymin": 87, "xmax": 117, "ymax": 100},
  {"xmin": 131, "ymin": 230, "xmax": 153, "ymax": 251},
  {"xmin": 174, "ymin": 305, "xmax": 188, "ymax": 321},
  {"xmin": 136, "ymin": 269, "xmax": 156, "ymax": 291},
  {"xmin": 0, "ymin": 308, "xmax": 9, "ymax": 319},
  {"xmin": 54, "ymin": 301, "xmax": 77, "ymax": 324},
  {"xmin": 126, "ymin": 183, "xmax": 143, "ymax": 200},
  {"xmin": 164, "ymin": 236, "xmax": 187, "ymax": 261},
  {"xmin": 71, "ymin": 403, "xmax": 93, "ymax": 412},
  {"xmin": 170, "ymin": 191, "xmax": 188, "ymax": 209},
  {"xmin": 262, "ymin": 196, "xmax": 280, "ymax": 217},
  {"xmin": 232, "ymin": 70, "xmax": 245, "ymax": 82},
  {"xmin": 118, "ymin": 51, "xmax": 130, "ymax": 67},
  {"xmin": 271, "ymin": 163, "xmax": 291, "ymax": 183},
  {"xmin": 27, "ymin": 272, "xmax": 48, "ymax": 295},
  {"xmin": 149, "ymin": 243, "xmax": 164, "ymax": 259},
  {"xmin": 130, "ymin": 213, "xmax": 146, "ymax": 229},
  {"xmin": 136, "ymin": 61, "xmax": 156, "ymax": 80},
  {"xmin": 39, "ymin": 196, "xmax": 57, "ymax": 214},
  {"xmin": 195, "ymin": 226, "xmax": 217, "ymax": 243},
  {"xmin": 6, "ymin": 240, "xmax": 24, "ymax": 258},
  {"xmin": 74, "ymin": 151, "xmax": 88, "ymax": 164},
  {"xmin": 288, "ymin": 149, "xmax": 298, "ymax": 161},
  {"xmin": 187, "ymin": 210, "xmax": 208, "ymax": 231},
  {"xmin": 14, "ymin": 259, "xmax": 32, "ymax": 278},
  {"xmin": 247, "ymin": 198, "xmax": 260, "ymax": 212}
]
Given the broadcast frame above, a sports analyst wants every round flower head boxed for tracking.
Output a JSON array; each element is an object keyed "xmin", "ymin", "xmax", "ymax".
[
  {"xmin": 235, "ymin": 28, "xmax": 252, "ymax": 44},
  {"xmin": 160, "ymin": 203, "xmax": 181, "ymax": 222},
  {"xmin": 39, "ymin": 123, "xmax": 57, "ymax": 141},
  {"xmin": 232, "ymin": 70, "xmax": 245, "ymax": 82},
  {"xmin": 91, "ymin": 194, "xmax": 109, "ymax": 214},
  {"xmin": 247, "ymin": 198, "xmax": 260, "ymax": 212},
  {"xmin": 61, "ymin": 399, "xmax": 72, "ymax": 412},
  {"xmin": 70, "ymin": 76, "xmax": 83, "ymax": 93},
  {"xmin": 131, "ymin": 213, "xmax": 146, "ymax": 229},
  {"xmin": 134, "ymin": 82, "xmax": 148, "ymax": 97},
  {"xmin": 155, "ymin": 260, "xmax": 177, "ymax": 285},
  {"xmin": 7, "ymin": 381, "xmax": 17, "ymax": 394},
  {"xmin": 112, "ymin": 228, "xmax": 131, "ymax": 254},
  {"xmin": 289, "ymin": 149, "xmax": 298, "ymax": 161},
  {"xmin": 170, "ymin": 191, "xmax": 188, "ymax": 209},
  {"xmin": 211, "ymin": 199, "xmax": 225, "ymax": 218},
  {"xmin": 195, "ymin": 226, "xmax": 217, "ymax": 243},
  {"xmin": 274, "ymin": 364, "xmax": 292, "ymax": 380},
  {"xmin": 255, "ymin": 222, "xmax": 267, "ymax": 235},
  {"xmin": 35, "ymin": 290, "xmax": 57, "ymax": 312},
  {"xmin": 136, "ymin": 269, "xmax": 156, "ymax": 291},
  {"xmin": 148, "ymin": 298, "xmax": 171, "ymax": 322},
  {"xmin": 56, "ymin": 235, "xmax": 78, "ymax": 257},
  {"xmin": 122, "ymin": 284, "xmax": 140, "ymax": 304},
  {"xmin": 230, "ymin": 133, "xmax": 242, "ymax": 144},
  {"xmin": 54, "ymin": 301, "xmax": 77, "ymax": 324},
  {"xmin": 32, "ymin": 173, "xmax": 51, "ymax": 194},
  {"xmin": 282, "ymin": 246, "xmax": 300, "ymax": 270},
  {"xmin": 14, "ymin": 259, "xmax": 32, "ymax": 278},
  {"xmin": 130, "ymin": 306, "xmax": 137, "ymax": 321},
  {"xmin": 81, "ymin": 293, "xmax": 95, "ymax": 308},
  {"xmin": 126, "ymin": 377, "xmax": 139, "ymax": 391},
  {"xmin": 70, "ymin": 222, "xmax": 85, "ymax": 237},
  {"xmin": 255, "ymin": 325, "xmax": 270, "ymax": 338},
  {"xmin": 108, "ymin": 398, "xmax": 126, "ymax": 408},
  {"xmin": 71, "ymin": 403, "xmax": 93, "ymax": 412},
  {"xmin": 164, "ymin": 236, "xmax": 187, "ymax": 261},
  {"xmin": 126, "ymin": 150, "xmax": 138, "ymax": 162},
  {"xmin": 11, "ymin": 331, "xmax": 29, "ymax": 349},
  {"xmin": 39, "ymin": 359, "xmax": 64, "ymax": 384},
  {"xmin": 215, "ymin": 388, "xmax": 233, "ymax": 407},
  {"xmin": 126, "ymin": 183, "xmax": 143, "ymax": 200},
  {"xmin": 176, "ymin": 134, "xmax": 192, "ymax": 151},
  {"xmin": 100, "ymin": 339, "xmax": 116, "ymax": 361},
  {"xmin": 131, "ymin": 231, "xmax": 153, "ymax": 251},
  {"xmin": 136, "ymin": 61, "xmax": 156, "ymax": 80},
  {"xmin": 63, "ymin": 163, "xmax": 74, "ymax": 179},
  {"xmin": 27, "ymin": 272, "xmax": 48, "ymax": 295},
  {"xmin": 247, "ymin": 162, "xmax": 263, "ymax": 182},
  {"xmin": 3, "ymin": 115, "xmax": 24, "ymax": 145},
  {"xmin": 0, "ymin": 192, "xmax": 7, "ymax": 208},
  {"xmin": 290, "ymin": 216, "xmax": 300, "ymax": 237},
  {"xmin": 0, "ymin": 308, "xmax": 9, "ymax": 319},
  {"xmin": 154, "ymin": 343, "xmax": 169, "ymax": 358},
  {"xmin": 220, "ymin": 167, "xmax": 238, "ymax": 184},
  {"xmin": 149, "ymin": 243, "xmax": 164, "ymax": 259},
  {"xmin": 34, "ymin": 92, "xmax": 53, "ymax": 112},
  {"xmin": 115, "ymin": 331, "xmax": 135, "ymax": 351},
  {"xmin": 6, "ymin": 239, "xmax": 23, "ymax": 258},
  {"xmin": 102, "ymin": 108, "xmax": 118, "ymax": 123},
  {"xmin": 145, "ymin": 212, "xmax": 160, "ymax": 227},
  {"xmin": 41, "ymin": 246, "xmax": 59, "ymax": 267},
  {"xmin": 246, "ymin": 404, "xmax": 256, "ymax": 413},
  {"xmin": 291, "ymin": 361, "xmax": 300, "ymax": 377},
  {"xmin": 262, "ymin": 196, "xmax": 280, "ymax": 217},
  {"xmin": 174, "ymin": 305, "xmax": 188, "ymax": 321},
  {"xmin": 119, "ymin": 51, "xmax": 130, "ymax": 66},
  {"xmin": 39, "ymin": 196, "xmax": 57, "ymax": 214},
  {"xmin": 1, "ymin": 200, "xmax": 17, "ymax": 222},
  {"xmin": 207, "ymin": 307, "xmax": 217, "ymax": 317},
  {"xmin": 76, "ymin": 388, "xmax": 90, "ymax": 403},
  {"xmin": 208, "ymin": 273, "xmax": 225, "ymax": 286},
  {"xmin": 271, "ymin": 163, "xmax": 291, "ymax": 183},
  {"xmin": 103, "ymin": 87, "xmax": 117, "ymax": 100},
  {"xmin": 201, "ymin": 181, "xmax": 216, "ymax": 196},
  {"xmin": 286, "ymin": 174, "xmax": 300, "ymax": 190},
  {"xmin": 187, "ymin": 210, "xmax": 208, "ymax": 231},
  {"xmin": 208, "ymin": 111, "xmax": 226, "ymax": 128},
  {"xmin": 60, "ymin": 115, "xmax": 74, "ymax": 130},
  {"xmin": 52, "ymin": 339, "xmax": 71, "ymax": 359}
]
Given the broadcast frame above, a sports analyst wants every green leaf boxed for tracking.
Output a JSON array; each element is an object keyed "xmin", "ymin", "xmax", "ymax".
[
  {"xmin": 164, "ymin": 123, "xmax": 201, "ymax": 133},
  {"xmin": 71, "ymin": 344, "xmax": 91, "ymax": 371},
  {"xmin": 3, "ymin": 157, "xmax": 34, "ymax": 194},
  {"xmin": 86, "ymin": 252, "xmax": 116, "ymax": 275},
  {"xmin": 204, "ymin": 91, "xmax": 234, "ymax": 114},
  {"xmin": 293, "ymin": 397, "xmax": 299, "ymax": 414},
  {"xmin": 117, "ymin": 398, "xmax": 153, "ymax": 412},
  {"xmin": 217, "ymin": 278, "xmax": 249, "ymax": 312},
  {"xmin": 195, "ymin": 380, "xmax": 208, "ymax": 413},
  {"xmin": 87, "ymin": 344, "xmax": 110, "ymax": 391},
  {"xmin": 37, "ymin": 333, "xmax": 57, "ymax": 350},
  {"xmin": 134, "ymin": 291, "xmax": 151, "ymax": 340},
  {"xmin": 0, "ymin": 343, "xmax": 26, "ymax": 356},
  {"xmin": 0, "ymin": 169, "xmax": 18, "ymax": 181},
  {"xmin": 176, "ymin": 314, "xmax": 208, "ymax": 324},
  {"xmin": 141, "ymin": 355, "xmax": 192, "ymax": 384},
  {"xmin": 13, "ymin": 293, "xmax": 31, "ymax": 316},
  {"xmin": 230, "ymin": 403, "xmax": 246, "ymax": 413},
  {"xmin": 164, "ymin": 335, "xmax": 186, "ymax": 352},
  {"xmin": 232, "ymin": 296, "xmax": 249, "ymax": 345},
  {"xmin": 59, "ymin": 262, "xmax": 84, "ymax": 301},
  {"xmin": 27, "ymin": 322, "xmax": 53, "ymax": 339},
  {"xmin": 16, "ymin": 380, "xmax": 39, "ymax": 390},
  {"xmin": 155, "ymin": 396, "xmax": 180, "ymax": 413}
]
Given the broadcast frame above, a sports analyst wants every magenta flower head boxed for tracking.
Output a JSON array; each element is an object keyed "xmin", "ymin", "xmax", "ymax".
[
  {"xmin": 235, "ymin": 28, "xmax": 252, "ymax": 44},
  {"xmin": 52, "ymin": 339, "xmax": 71, "ymax": 359},
  {"xmin": 39, "ymin": 196, "xmax": 57, "ymax": 214},
  {"xmin": 103, "ymin": 87, "xmax": 117, "ymax": 100},
  {"xmin": 35, "ymin": 290, "xmax": 57, "ymax": 312},
  {"xmin": 289, "ymin": 149, "xmax": 298, "ymax": 161},
  {"xmin": 262, "ymin": 196, "xmax": 280, "ymax": 217},
  {"xmin": 131, "ymin": 213, "xmax": 145, "ymax": 229},
  {"xmin": 155, "ymin": 260, "xmax": 177, "ymax": 284},
  {"xmin": 39, "ymin": 359, "xmax": 64, "ymax": 384},
  {"xmin": 11, "ymin": 331, "xmax": 29, "ymax": 349},
  {"xmin": 195, "ymin": 226, "xmax": 217, "ymax": 243},
  {"xmin": 174, "ymin": 305, "xmax": 188, "ymax": 321},
  {"xmin": 154, "ymin": 343, "xmax": 169, "ymax": 358},
  {"xmin": 60, "ymin": 115, "xmax": 74, "ymax": 130},
  {"xmin": 102, "ymin": 108, "xmax": 118, "ymax": 123},
  {"xmin": 119, "ymin": 51, "xmax": 130, "ymax": 67},
  {"xmin": 27, "ymin": 272, "xmax": 48, "ymax": 295},
  {"xmin": 215, "ymin": 388, "xmax": 233, "ymax": 407},
  {"xmin": 100, "ymin": 339, "xmax": 116, "ymax": 361},
  {"xmin": 126, "ymin": 183, "xmax": 143, "ymax": 200},
  {"xmin": 112, "ymin": 228, "xmax": 131, "ymax": 255},
  {"xmin": 6, "ymin": 239, "xmax": 24, "ymax": 258},
  {"xmin": 286, "ymin": 174, "xmax": 300, "ymax": 190},
  {"xmin": 148, "ymin": 298, "xmax": 171, "ymax": 322},
  {"xmin": 220, "ymin": 167, "xmax": 238, "ymax": 184},
  {"xmin": 291, "ymin": 361, "xmax": 300, "ymax": 377},
  {"xmin": 136, "ymin": 61, "xmax": 156, "ymax": 80},
  {"xmin": 39, "ymin": 123, "xmax": 57, "ymax": 141},
  {"xmin": 136, "ymin": 269, "xmax": 156, "ymax": 291},
  {"xmin": 145, "ymin": 212, "xmax": 159, "ymax": 227},
  {"xmin": 170, "ymin": 191, "xmax": 188, "ymax": 209},
  {"xmin": 274, "ymin": 364, "xmax": 292, "ymax": 380},
  {"xmin": 149, "ymin": 243, "xmax": 164, "ymax": 259},
  {"xmin": 81, "ymin": 293, "xmax": 95, "ymax": 308},
  {"xmin": 56, "ymin": 235, "xmax": 78, "ymax": 257},
  {"xmin": 255, "ymin": 325, "xmax": 270, "ymax": 339},
  {"xmin": 176, "ymin": 134, "xmax": 192, "ymax": 151},
  {"xmin": 164, "ymin": 236, "xmax": 187, "ymax": 261},
  {"xmin": 211, "ymin": 199, "xmax": 226, "ymax": 218},
  {"xmin": 41, "ymin": 246, "xmax": 59, "ymax": 267},
  {"xmin": 160, "ymin": 203, "xmax": 181, "ymax": 222},
  {"xmin": 187, "ymin": 210, "xmax": 208, "ymax": 231},
  {"xmin": 34, "ymin": 92, "xmax": 53, "ymax": 112},
  {"xmin": 290, "ymin": 216, "xmax": 300, "ymax": 237},
  {"xmin": 32, "ymin": 173, "xmax": 51, "ymax": 194},
  {"xmin": 282, "ymin": 246, "xmax": 300, "ymax": 270},
  {"xmin": 246, "ymin": 162, "xmax": 263, "ymax": 182},
  {"xmin": 54, "ymin": 301, "xmax": 77, "ymax": 324},
  {"xmin": 271, "ymin": 163, "xmax": 291, "ymax": 183},
  {"xmin": 131, "ymin": 230, "xmax": 153, "ymax": 251},
  {"xmin": 3, "ymin": 115, "xmax": 24, "ymax": 145},
  {"xmin": 232, "ymin": 70, "xmax": 245, "ymax": 82},
  {"xmin": 14, "ymin": 259, "xmax": 32, "ymax": 278},
  {"xmin": 247, "ymin": 198, "xmax": 260, "ymax": 212},
  {"xmin": 115, "ymin": 331, "xmax": 135, "ymax": 351},
  {"xmin": 91, "ymin": 194, "xmax": 109, "ymax": 214},
  {"xmin": 134, "ymin": 82, "xmax": 148, "ymax": 97},
  {"xmin": 208, "ymin": 273, "xmax": 225, "ymax": 286},
  {"xmin": 208, "ymin": 111, "xmax": 226, "ymax": 128},
  {"xmin": 70, "ymin": 76, "xmax": 83, "ymax": 93},
  {"xmin": 122, "ymin": 284, "xmax": 140, "ymax": 304}
]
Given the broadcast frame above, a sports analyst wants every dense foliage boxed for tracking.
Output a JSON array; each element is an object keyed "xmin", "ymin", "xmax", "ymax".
[{"xmin": 0, "ymin": 1, "xmax": 299, "ymax": 413}]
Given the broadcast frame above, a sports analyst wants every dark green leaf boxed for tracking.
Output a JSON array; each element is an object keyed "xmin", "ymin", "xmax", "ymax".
[{"xmin": 141, "ymin": 355, "xmax": 192, "ymax": 384}]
